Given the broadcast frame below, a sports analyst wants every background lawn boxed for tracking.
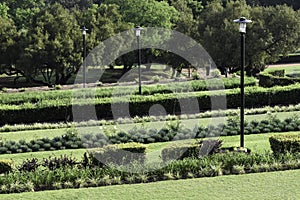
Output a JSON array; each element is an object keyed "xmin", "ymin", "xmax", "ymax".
[
  {"xmin": 265, "ymin": 65, "xmax": 300, "ymax": 74},
  {"xmin": 1, "ymin": 169, "xmax": 300, "ymax": 200}
]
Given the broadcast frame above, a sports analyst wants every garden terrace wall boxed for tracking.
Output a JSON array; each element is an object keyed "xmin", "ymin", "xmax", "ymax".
[{"xmin": 1, "ymin": 84, "xmax": 300, "ymax": 125}]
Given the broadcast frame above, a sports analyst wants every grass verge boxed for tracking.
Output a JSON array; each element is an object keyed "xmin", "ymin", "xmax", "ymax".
[{"xmin": 1, "ymin": 169, "xmax": 300, "ymax": 200}]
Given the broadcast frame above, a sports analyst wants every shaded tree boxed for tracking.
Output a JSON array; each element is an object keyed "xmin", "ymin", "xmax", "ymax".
[
  {"xmin": 13, "ymin": 4, "xmax": 82, "ymax": 85},
  {"xmin": 198, "ymin": 0, "xmax": 300, "ymax": 75}
]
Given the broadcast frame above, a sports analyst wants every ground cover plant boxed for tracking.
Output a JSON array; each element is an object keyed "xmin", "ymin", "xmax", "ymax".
[
  {"xmin": 1, "ymin": 169, "xmax": 300, "ymax": 200},
  {"xmin": 0, "ymin": 142, "xmax": 300, "ymax": 194}
]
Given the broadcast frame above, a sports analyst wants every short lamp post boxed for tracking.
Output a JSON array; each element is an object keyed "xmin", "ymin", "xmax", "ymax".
[
  {"xmin": 81, "ymin": 26, "xmax": 88, "ymax": 88},
  {"xmin": 234, "ymin": 17, "xmax": 252, "ymax": 148},
  {"xmin": 133, "ymin": 26, "xmax": 143, "ymax": 95}
]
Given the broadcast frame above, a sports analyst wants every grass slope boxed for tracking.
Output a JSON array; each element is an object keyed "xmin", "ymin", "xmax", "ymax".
[
  {"xmin": 1, "ymin": 131, "xmax": 299, "ymax": 165},
  {"xmin": 1, "ymin": 110, "xmax": 300, "ymax": 142},
  {"xmin": 1, "ymin": 169, "xmax": 300, "ymax": 200}
]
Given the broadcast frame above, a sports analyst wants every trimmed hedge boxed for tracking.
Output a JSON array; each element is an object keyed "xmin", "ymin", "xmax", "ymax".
[
  {"xmin": 161, "ymin": 143, "xmax": 200, "ymax": 162},
  {"xmin": 0, "ymin": 159, "xmax": 13, "ymax": 174},
  {"xmin": 1, "ymin": 83, "xmax": 300, "ymax": 125},
  {"xmin": 87, "ymin": 142, "xmax": 146, "ymax": 166},
  {"xmin": 161, "ymin": 139, "xmax": 222, "ymax": 162},
  {"xmin": 0, "ymin": 77, "xmax": 257, "ymax": 105},
  {"xmin": 269, "ymin": 134, "xmax": 300, "ymax": 155},
  {"xmin": 259, "ymin": 69, "xmax": 300, "ymax": 87}
]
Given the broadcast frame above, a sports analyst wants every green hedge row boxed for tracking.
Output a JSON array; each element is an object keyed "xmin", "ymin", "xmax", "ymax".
[
  {"xmin": 0, "ymin": 77, "xmax": 256, "ymax": 105},
  {"xmin": 269, "ymin": 134, "xmax": 300, "ymax": 155},
  {"xmin": 259, "ymin": 70, "xmax": 300, "ymax": 87},
  {"xmin": 1, "ymin": 115, "xmax": 300, "ymax": 155},
  {"xmin": 2, "ymin": 152, "xmax": 300, "ymax": 194},
  {"xmin": 0, "ymin": 131, "xmax": 82, "ymax": 154},
  {"xmin": 1, "ymin": 83, "xmax": 300, "ymax": 125}
]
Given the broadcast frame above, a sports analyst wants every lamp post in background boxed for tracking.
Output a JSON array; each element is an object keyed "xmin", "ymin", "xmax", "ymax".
[
  {"xmin": 81, "ymin": 26, "xmax": 88, "ymax": 88},
  {"xmin": 234, "ymin": 17, "xmax": 252, "ymax": 148},
  {"xmin": 133, "ymin": 26, "xmax": 144, "ymax": 95}
]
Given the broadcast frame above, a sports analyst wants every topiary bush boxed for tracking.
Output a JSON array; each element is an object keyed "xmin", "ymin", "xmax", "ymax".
[
  {"xmin": 0, "ymin": 159, "xmax": 13, "ymax": 174},
  {"xmin": 269, "ymin": 134, "xmax": 300, "ymax": 155},
  {"xmin": 88, "ymin": 142, "xmax": 146, "ymax": 167},
  {"xmin": 161, "ymin": 139, "xmax": 222, "ymax": 162}
]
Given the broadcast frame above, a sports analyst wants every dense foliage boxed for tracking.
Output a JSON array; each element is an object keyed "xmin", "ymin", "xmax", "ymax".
[
  {"xmin": 1, "ymin": 150, "xmax": 300, "ymax": 194},
  {"xmin": 0, "ymin": 0, "xmax": 299, "ymax": 85}
]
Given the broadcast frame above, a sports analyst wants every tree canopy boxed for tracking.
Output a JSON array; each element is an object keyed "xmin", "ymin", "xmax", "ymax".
[{"xmin": 0, "ymin": 0, "xmax": 299, "ymax": 85}]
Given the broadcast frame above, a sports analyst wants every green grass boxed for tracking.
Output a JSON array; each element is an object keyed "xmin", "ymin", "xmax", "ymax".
[
  {"xmin": 1, "ymin": 169, "xmax": 300, "ymax": 200},
  {"xmin": 1, "ymin": 131, "xmax": 299, "ymax": 165},
  {"xmin": 0, "ymin": 149, "xmax": 87, "ymax": 165},
  {"xmin": 1, "ymin": 110, "xmax": 300, "ymax": 142},
  {"xmin": 266, "ymin": 65, "xmax": 300, "ymax": 74}
]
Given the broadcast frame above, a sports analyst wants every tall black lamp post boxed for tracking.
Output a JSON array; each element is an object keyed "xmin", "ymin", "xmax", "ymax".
[
  {"xmin": 234, "ymin": 17, "xmax": 252, "ymax": 148},
  {"xmin": 133, "ymin": 26, "xmax": 143, "ymax": 95},
  {"xmin": 81, "ymin": 26, "xmax": 88, "ymax": 88}
]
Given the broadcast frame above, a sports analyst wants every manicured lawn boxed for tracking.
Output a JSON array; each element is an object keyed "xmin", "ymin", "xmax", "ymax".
[
  {"xmin": 266, "ymin": 65, "xmax": 300, "ymax": 74},
  {"xmin": 1, "ymin": 131, "xmax": 299, "ymax": 165},
  {"xmin": 0, "ymin": 149, "xmax": 87, "ymax": 165},
  {"xmin": 1, "ymin": 110, "xmax": 300, "ymax": 142},
  {"xmin": 1, "ymin": 169, "xmax": 300, "ymax": 200}
]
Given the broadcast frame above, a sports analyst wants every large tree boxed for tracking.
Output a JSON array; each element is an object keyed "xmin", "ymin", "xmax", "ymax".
[
  {"xmin": 198, "ymin": 0, "xmax": 300, "ymax": 75},
  {"xmin": 0, "ymin": 16, "xmax": 18, "ymax": 75},
  {"xmin": 104, "ymin": 0, "xmax": 178, "ymax": 28},
  {"xmin": 12, "ymin": 3, "xmax": 82, "ymax": 85},
  {"xmin": 102, "ymin": 0, "xmax": 180, "ymax": 72}
]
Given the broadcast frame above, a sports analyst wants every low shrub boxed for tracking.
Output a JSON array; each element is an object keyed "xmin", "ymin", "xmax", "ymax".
[
  {"xmin": 42, "ymin": 155, "xmax": 78, "ymax": 170},
  {"xmin": 87, "ymin": 142, "xmax": 146, "ymax": 167},
  {"xmin": 269, "ymin": 134, "xmax": 300, "ymax": 155},
  {"xmin": 0, "ymin": 159, "xmax": 13, "ymax": 174},
  {"xmin": 161, "ymin": 143, "xmax": 200, "ymax": 162},
  {"xmin": 2, "ymin": 151, "xmax": 300, "ymax": 194},
  {"xmin": 18, "ymin": 158, "xmax": 39, "ymax": 172},
  {"xmin": 161, "ymin": 139, "xmax": 222, "ymax": 162},
  {"xmin": 0, "ymin": 132, "xmax": 83, "ymax": 155}
]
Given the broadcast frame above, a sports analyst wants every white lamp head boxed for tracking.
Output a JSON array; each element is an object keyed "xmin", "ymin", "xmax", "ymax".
[
  {"xmin": 81, "ymin": 26, "xmax": 88, "ymax": 35},
  {"xmin": 133, "ymin": 26, "xmax": 144, "ymax": 37},
  {"xmin": 234, "ymin": 17, "xmax": 252, "ymax": 33}
]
